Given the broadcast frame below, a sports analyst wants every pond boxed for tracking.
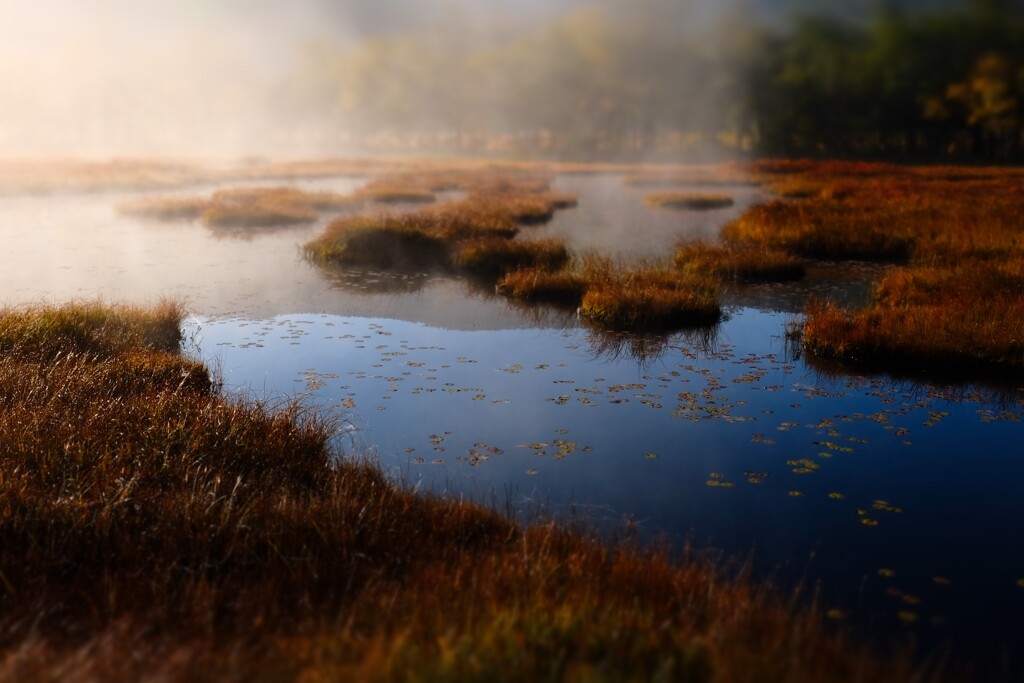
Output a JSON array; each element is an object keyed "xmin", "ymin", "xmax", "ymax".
[{"xmin": 3, "ymin": 172, "xmax": 1022, "ymax": 664}]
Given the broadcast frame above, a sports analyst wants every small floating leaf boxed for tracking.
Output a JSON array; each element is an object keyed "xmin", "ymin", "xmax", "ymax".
[{"xmin": 878, "ymin": 568, "xmax": 896, "ymax": 578}]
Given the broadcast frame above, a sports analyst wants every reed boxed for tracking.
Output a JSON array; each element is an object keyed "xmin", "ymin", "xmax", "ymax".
[{"xmin": 0, "ymin": 301, "xmax": 931, "ymax": 682}]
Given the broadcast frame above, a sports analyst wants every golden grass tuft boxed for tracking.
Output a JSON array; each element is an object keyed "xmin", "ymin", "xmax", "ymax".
[
  {"xmin": 645, "ymin": 192, "xmax": 735, "ymax": 210},
  {"xmin": 675, "ymin": 240, "xmax": 805, "ymax": 283},
  {"xmin": 579, "ymin": 256, "xmax": 721, "ymax": 332},
  {"xmin": 803, "ymin": 259, "xmax": 1024, "ymax": 372},
  {"xmin": 356, "ymin": 187, "xmax": 438, "ymax": 204},
  {"xmin": 119, "ymin": 185, "xmax": 362, "ymax": 228},
  {"xmin": 115, "ymin": 196, "xmax": 210, "ymax": 221},
  {"xmin": 452, "ymin": 237, "xmax": 570, "ymax": 279},
  {"xmin": 303, "ymin": 214, "xmax": 451, "ymax": 270},
  {"xmin": 496, "ymin": 267, "xmax": 589, "ymax": 306},
  {"xmin": 722, "ymin": 199, "xmax": 916, "ymax": 262}
]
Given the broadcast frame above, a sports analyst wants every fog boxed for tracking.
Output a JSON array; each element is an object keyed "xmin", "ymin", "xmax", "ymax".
[{"xmin": 0, "ymin": 0, "xmax": 1011, "ymax": 160}]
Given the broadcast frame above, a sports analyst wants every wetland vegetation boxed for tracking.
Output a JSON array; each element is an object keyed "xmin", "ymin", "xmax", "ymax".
[
  {"xmin": 0, "ymin": 301, "xmax": 936, "ymax": 682},
  {"xmin": 6, "ymin": 0, "xmax": 1024, "ymax": 679}
]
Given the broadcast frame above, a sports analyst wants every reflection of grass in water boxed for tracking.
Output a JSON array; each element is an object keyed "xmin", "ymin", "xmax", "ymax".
[
  {"xmin": 645, "ymin": 191, "xmax": 735, "ymax": 210},
  {"xmin": 0, "ymin": 302, "xmax": 925, "ymax": 681}
]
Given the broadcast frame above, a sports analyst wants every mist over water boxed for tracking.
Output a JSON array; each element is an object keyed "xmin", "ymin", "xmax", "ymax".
[{"xmin": 1, "ymin": 0, "xmax": 984, "ymax": 160}]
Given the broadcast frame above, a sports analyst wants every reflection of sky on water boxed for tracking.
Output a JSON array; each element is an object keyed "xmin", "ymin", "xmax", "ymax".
[{"xmin": 189, "ymin": 307, "xmax": 1024, "ymax": 657}]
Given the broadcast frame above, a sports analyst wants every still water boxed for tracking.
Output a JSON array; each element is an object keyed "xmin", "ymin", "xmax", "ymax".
[{"xmin": 2, "ymin": 173, "xmax": 1022, "ymax": 662}]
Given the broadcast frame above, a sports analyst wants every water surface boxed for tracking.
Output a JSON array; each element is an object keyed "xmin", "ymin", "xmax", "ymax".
[{"xmin": 3, "ymin": 173, "xmax": 1022, "ymax": 665}]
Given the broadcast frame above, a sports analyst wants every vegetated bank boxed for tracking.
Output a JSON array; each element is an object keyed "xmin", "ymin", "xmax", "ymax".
[
  {"xmin": 724, "ymin": 161, "xmax": 1024, "ymax": 375},
  {"xmin": 0, "ymin": 301, "xmax": 940, "ymax": 682}
]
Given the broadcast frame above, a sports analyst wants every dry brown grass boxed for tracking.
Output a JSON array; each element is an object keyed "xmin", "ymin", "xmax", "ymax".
[
  {"xmin": 496, "ymin": 267, "xmax": 590, "ymax": 306},
  {"xmin": 0, "ymin": 301, "xmax": 936, "ymax": 682},
  {"xmin": 452, "ymin": 237, "xmax": 570, "ymax": 278},
  {"xmin": 646, "ymin": 192, "xmax": 735, "ymax": 210},
  {"xmin": 579, "ymin": 256, "xmax": 721, "ymax": 332},
  {"xmin": 734, "ymin": 162, "xmax": 1024, "ymax": 373},
  {"xmin": 802, "ymin": 259, "xmax": 1024, "ymax": 372},
  {"xmin": 675, "ymin": 240, "xmax": 805, "ymax": 283},
  {"xmin": 115, "ymin": 196, "xmax": 210, "ymax": 221}
]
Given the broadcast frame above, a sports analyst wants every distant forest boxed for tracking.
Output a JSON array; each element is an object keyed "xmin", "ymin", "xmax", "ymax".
[{"xmin": 289, "ymin": 0, "xmax": 1024, "ymax": 160}]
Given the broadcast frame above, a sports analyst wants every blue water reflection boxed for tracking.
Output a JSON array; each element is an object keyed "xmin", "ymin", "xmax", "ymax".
[{"xmin": 189, "ymin": 307, "xmax": 1024, "ymax": 656}]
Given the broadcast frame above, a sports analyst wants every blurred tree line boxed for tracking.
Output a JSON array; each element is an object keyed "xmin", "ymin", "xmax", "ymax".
[{"xmin": 291, "ymin": 0, "xmax": 1024, "ymax": 159}]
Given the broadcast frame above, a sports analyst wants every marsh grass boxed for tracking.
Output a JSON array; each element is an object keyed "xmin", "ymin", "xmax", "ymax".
[
  {"xmin": 356, "ymin": 187, "xmax": 438, "ymax": 204},
  {"xmin": 722, "ymin": 200, "xmax": 916, "ymax": 262},
  {"xmin": 803, "ymin": 259, "xmax": 1024, "ymax": 372},
  {"xmin": 0, "ymin": 301, "xmax": 935, "ymax": 682},
  {"xmin": 453, "ymin": 237, "xmax": 570, "ymax": 279},
  {"xmin": 646, "ymin": 191, "xmax": 735, "ymax": 210},
  {"xmin": 579, "ymin": 256, "xmax": 721, "ymax": 332},
  {"xmin": 496, "ymin": 266, "xmax": 589, "ymax": 306},
  {"xmin": 118, "ymin": 185, "xmax": 361, "ymax": 228},
  {"xmin": 737, "ymin": 162, "xmax": 1024, "ymax": 373},
  {"xmin": 303, "ymin": 172, "xmax": 577, "ymax": 277},
  {"xmin": 675, "ymin": 240, "xmax": 806, "ymax": 283},
  {"xmin": 302, "ymin": 214, "xmax": 451, "ymax": 270},
  {"xmin": 115, "ymin": 196, "xmax": 210, "ymax": 221}
]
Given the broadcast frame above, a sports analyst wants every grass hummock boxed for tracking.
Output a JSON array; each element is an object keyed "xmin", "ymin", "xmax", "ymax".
[
  {"xmin": 578, "ymin": 256, "xmax": 721, "ymax": 332},
  {"xmin": 646, "ymin": 191, "xmax": 735, "ymax": 210},
  {"xmin": 729, "ymin": 162, "xmax": 1024, "ymax": 375},
  {"xmin": 802, "ymin": 259, "xmax": 1024, "ymax": 373},
  {"xmin": 675, "ymin": 240, "xmax": 806, "ymax": 283},
  {"xmin": 0, "ymin": 301, "xmax": 930, "ymax": 681},
  {"xmin": 452, "ymin": 237, "xmax": 570, "ymax": 278},
  {"xmin": 118, "ymin": 185, "xmax": 362, "ymax": 228}
]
